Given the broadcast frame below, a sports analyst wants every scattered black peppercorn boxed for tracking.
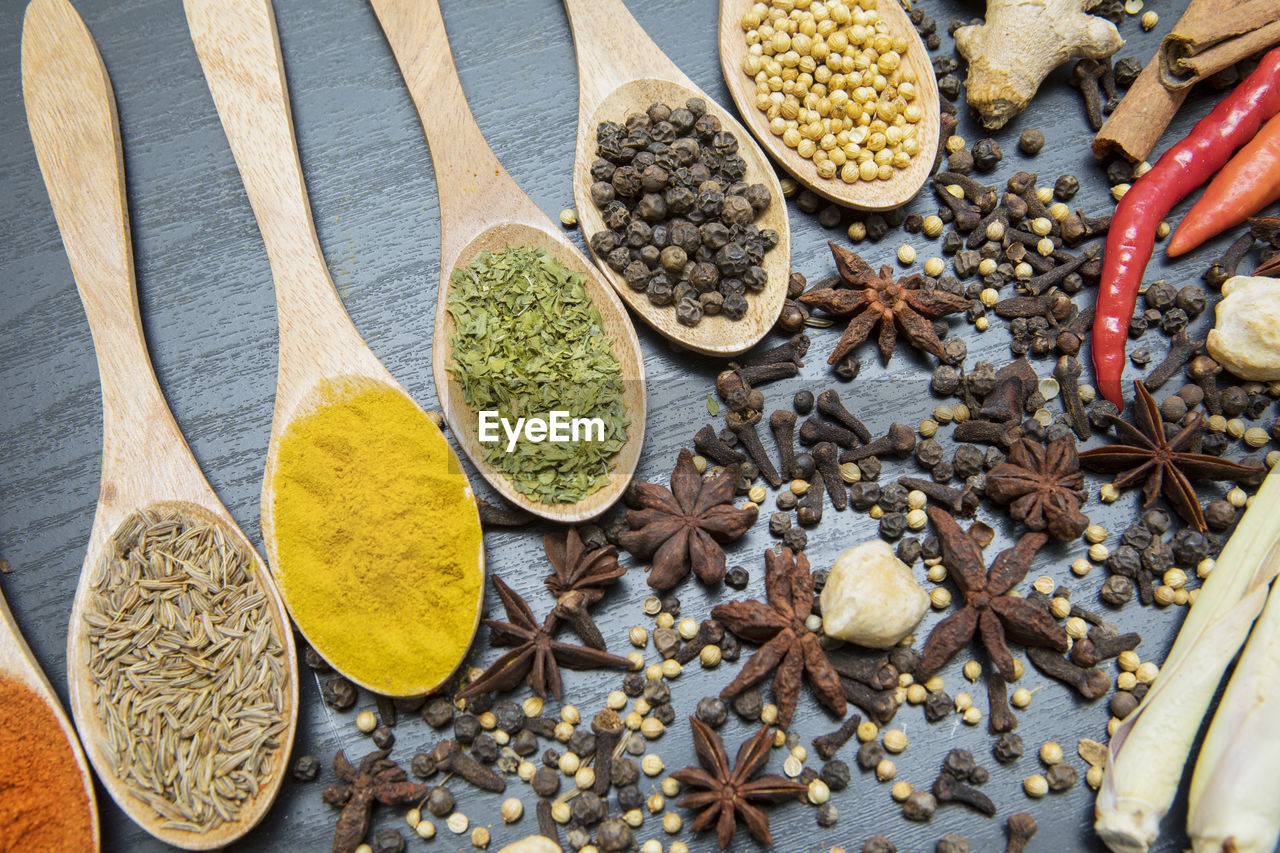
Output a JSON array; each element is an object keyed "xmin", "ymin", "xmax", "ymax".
[
  {"xmin": 291, "ymin": 754, "xmax": 320, "ymax": 783},
  {"xmin": 993, "ymin": 732, "xmax": 1024, "ymax": 763},
  {"xmin": 725, "ymin": 565, "xmax": 750, "ymax": 589},
  {"xmin": 1018, "ymin": 129, "xmax": 1045, "ymax": 155},
  {"xmin": 425, "ymin": 785, "xmax": 455, "ymax": 817},
  {"xmin": 321, "ymin": 677, "xmax": 357, "ymax": 711},
  {"xmin": 531, "ymin": 766, "xmax": 560, "ymax": 798},
  {"xmin": 372, "ymin": 827, "xmax": 406, "ymax": 853},
  {"xmin": 371, "ymin": 726, "xmax": 394, "ymax": 750},
  {"xmin": 696, "ymin": 696, "xmax": 728, "ymax": 727}
]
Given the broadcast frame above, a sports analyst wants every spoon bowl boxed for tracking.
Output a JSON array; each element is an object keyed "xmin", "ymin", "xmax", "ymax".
[
  {"xmin": 0, "ymin": 587, "xmax": 100, "ymax": 851},
  {"xmin": 717, "ymin": 0, "xmax": 940, "ymax": 211},
  {"xmin": 185, "ymin": 0, "xmax": 484, "ymax": 696},
  {"xmin": 22, "ymin": 0, "xmax": 297, "ymax": 845},
  {"xmin": 371, "ymin": 0, "xmax": 647, "ymax": 523},
  {"xmin": 564, "ymin": 0, "xmax": 791, "ymax": 357}
]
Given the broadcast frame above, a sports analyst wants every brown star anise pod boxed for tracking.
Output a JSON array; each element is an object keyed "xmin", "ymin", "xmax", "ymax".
[
  {"xmin": 712, "ymin": 548, "xmax": 846, "ymax": 729},
  {"xmin": 323, "ymin": 749, "xmax": 427, "ymax": 853},
  {"xmin": 672, "ymin": 717, "xmax": 807, "ymax": 848},
  {"xmin": 458, "ymin": 575, "xmax": 630, "ymax": 700},
  {"xmin": 543, "ymin": 527, "xmax": 625, "ymax": 649},
  {"xmin": 799, "ymin": 242, "xmax": 970, "ymax": 364},
  {"xmin": 986, "ymin": 436, "xmax": 1090, "ymax": 541},
  {"xmin": 619, "ymin": 448, "xmax": 758, "ymax": 590},
  {"xmin": 917, "ymin": 507, "xmax": 1067, "ymax": 682},
  {"xmin": 1080, "ymin": 380, "xmax": 1264, "ymax": 531}
]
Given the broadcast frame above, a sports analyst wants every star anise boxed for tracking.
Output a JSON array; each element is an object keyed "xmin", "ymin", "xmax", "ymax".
[
  {"xmin": 1080, "ymin": 380, "xmax": 1264, "ymax": 531},
  {"xmin": 799, "ymin": 242, "xmax": 970, "ymax": 364},
  {"xmin": 543, "ymin": 527, "xmax": 625, "ymax": 649},
  {"xmin": 672, "ymin": 717, "xmax": 807, "ymax": 848},
  {"xmin": 619, "ymin": 448, "xmax": 758, "ymax": 590},
  {"xmin": 322, "ymin": 749, "xmax": 427, "ymax": 853},
  {"xmin": 458, "ymin": 575, "xmax": 630, "ymax": 700},
  {"xmin": 986, "ymin": 436, "xmax": 1090, "ymax": 541},
  {"xmin": 917, "ymin": 507, "xmax": 1066, "ymax": 682},
  {"xmin": 712, "ymin": 547, "xmax": 846, "ymax": 729}
]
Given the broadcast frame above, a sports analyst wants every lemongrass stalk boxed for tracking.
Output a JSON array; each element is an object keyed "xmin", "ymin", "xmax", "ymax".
[
  {"xmin": 1187, "ymin": 569, "xmax": 1280, "ymax": 853},
  {"xmin": 1095, "ymin": 466, "xmax": 1280, "ymax": 853}
]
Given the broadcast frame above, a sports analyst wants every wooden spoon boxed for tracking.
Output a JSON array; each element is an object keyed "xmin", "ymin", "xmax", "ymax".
[
  {"xmin": 0, "ymin": 587, "xmax": 100, "ymax": 851},
  {"xmin": 21, "ymin": 0, "xmax": 297, "ymax": 846},
  {"xmin": 184, "ymin": 0, "xmax": 484, "ymax": 697},
  {"xmin": 717, "ymin": 0, "xmax": 939, "ymax": 211},
  {"xmin": 564, "ymin": 0, "xmax": 791, "ymax": 357},
  {"xmin": 371, "ymin": 0, "xmax": 647, "ymax": 524}
]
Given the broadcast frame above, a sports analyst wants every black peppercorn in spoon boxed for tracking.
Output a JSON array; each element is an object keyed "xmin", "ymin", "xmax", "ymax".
[{"xmin": 564, "ymin": 0, "xmax": 791, "ymax": 357}]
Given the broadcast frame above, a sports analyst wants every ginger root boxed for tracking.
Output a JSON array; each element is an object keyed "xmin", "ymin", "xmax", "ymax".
[{"xmin": 956, "ymin": 0, "xmax": 1123, "ymax": 129}]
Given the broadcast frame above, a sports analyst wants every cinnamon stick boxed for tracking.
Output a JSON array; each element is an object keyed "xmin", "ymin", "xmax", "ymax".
[
  {"xmin": 1092, "ymin": 0, "xmax": 1219, "ymax": 162},
  {"xmin": 1159, "ymin": 2, "xmax": 1280, "ymax": 90}
]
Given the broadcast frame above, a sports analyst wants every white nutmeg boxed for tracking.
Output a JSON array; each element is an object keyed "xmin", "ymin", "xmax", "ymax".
[
  {"xmin": 1207, "ymin": 276, "xmax": 1280, "ymax": 380},
  {"xmin": 819, "ymin": 540, "xmax": 929, "ymax": 648}
]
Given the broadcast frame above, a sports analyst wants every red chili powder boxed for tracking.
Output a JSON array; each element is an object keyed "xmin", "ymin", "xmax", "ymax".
[{"xmin": 0, "ymin": 675, "xmax": 95, "ymax": 852}]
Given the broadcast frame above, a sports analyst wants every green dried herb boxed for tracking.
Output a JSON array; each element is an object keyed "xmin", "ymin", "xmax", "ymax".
[
  {"xmin": 707, "ymin": 394, "xmax": 720, "ymax": 416},
  {"xmin": 447, "ymin": 247, "xmax": 629, "ymax": 504}
]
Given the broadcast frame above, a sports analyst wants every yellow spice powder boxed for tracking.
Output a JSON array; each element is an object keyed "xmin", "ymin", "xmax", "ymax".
[{"xmin": 271, "ymin": 380, "xmax": 483, "ymax": 695}]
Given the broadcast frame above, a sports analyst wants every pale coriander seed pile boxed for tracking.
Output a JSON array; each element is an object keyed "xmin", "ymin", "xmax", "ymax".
[{"xmin": 740, "ymin": 0, "xmax": 923, "ymax": 183}]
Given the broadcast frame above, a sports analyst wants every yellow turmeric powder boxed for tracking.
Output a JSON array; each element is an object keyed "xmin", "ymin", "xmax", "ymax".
[{"xmin": 270, "ymin": 379, "xmax": 483, "ymax": 696}]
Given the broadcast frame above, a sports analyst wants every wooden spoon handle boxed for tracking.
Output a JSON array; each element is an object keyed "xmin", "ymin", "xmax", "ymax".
[
  {"xmin": 22, "ymin": 0, "xmax": 180, "ymax": 463},
  {"xmin": 184, "ymin": 0, "xmax": 348, "ymax": 343},
  {"xmin": 562, "ymin": 0, "xmax": 689, "ymax": 119},
  {"xmin": 371, "ymin": 0, "xmax": 532, "ymax": 242}
]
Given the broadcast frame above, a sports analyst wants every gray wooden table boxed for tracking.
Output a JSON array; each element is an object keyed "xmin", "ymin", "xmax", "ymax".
[{"xmin": 2, "ymin": 0, "xmax": 1271, "ymax": 850}]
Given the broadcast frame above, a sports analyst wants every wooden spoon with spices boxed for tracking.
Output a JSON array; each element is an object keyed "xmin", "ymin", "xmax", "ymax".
[
  {"xmin": 717, "ymin": 0, "xmax": 939, "ymax": 211},
  {"xmin": 370, "ymin": 0, "xmax": 647, "ymax": 523},
  {"xmin": 0, "ymin": 587, "xmax": 100, "ymax": 851},
  {"xmin": 21, "ymin": 0, "xmax": 298, "ymax": 846},
  {"xmin": 563, "ymin": 0, "xmax": 792, "ymax": 356},
  {"xmin": 184, "ymin": 0, "xmax": 486, "ymax": 697}
]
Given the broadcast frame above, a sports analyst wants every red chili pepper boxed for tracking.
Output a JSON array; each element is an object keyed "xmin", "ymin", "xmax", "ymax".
[
  {"xmin": 1092, "ymin": 47, "xmax": 1280, "ymax": 408},
  {"xmin": 1167, "ymin": 112, "xmax": 1280, "ymax": 257}
]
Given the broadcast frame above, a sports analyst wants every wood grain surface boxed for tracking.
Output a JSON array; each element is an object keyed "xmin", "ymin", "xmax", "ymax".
[{"xmin": 0, "ymin": 0, "xmax": 1272, "ymax": 850}]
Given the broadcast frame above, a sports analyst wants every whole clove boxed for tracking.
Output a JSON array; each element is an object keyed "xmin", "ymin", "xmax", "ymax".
[
  {"xmin": 953, "ymin": 420, "xmax": 1018, "ymax": 448},
  {"xmin": 1026, "ymin": 647, "xmax": 1111, "ymax": 699},
  {"xmin": 536, "ymin": 799, "xmax": 559, "ymax": 846},
  {"xmin": 813, "ymin": 443, "xmax": 848, "ymax": 511},
  {"xmin": 476, "ymin": 498, "xmax": 536, "ymax": 528},
  {"xmin": 430, "ymin": 740, "xmax": 506, "ymax": 793},
  {"xmin": 1204, "ymin": 230, "xmax": 1255, "ymax": 288},
  {"xmin": 694, "ymin": 424, "xmax": 745, "ymax": 467},
  {"xmin": 1070, "ymin": 59, "xmax": 1106, "ymax": 130},
  {"xmin": 840, "ymin": 423, "xmax": 916, "ymax": 462},
  {"xmin": 897, "ymin": 477, "xmax": 978, "ymax": 515},
  {"xmin": 727, "ymin": 410, "xmax": 782, "ymax": 487},
  {"xmin": 675, "ymin": 619, "xmax": 724, "ymax": 665},
  {"xmin": 840, "ymin": 679, "xmax": 899, "ymax": 723},
  {"xmin": 987, "ymin": 674, "xmax": 1017, "ymax": 734},
  {"xmin": 1069, "ymin": 630, "xmax": 1141, "ymax": 668},
  {"xmin": 1006, "ymin": 813, "xmax": 1038, "ymax": 853},
  {"xmin": 936, "ymin": 172, "xmax": 998, "ymax": 213},
  {"xmin": 591, "ymin": 709, "xmax": 623, "ymax": 797},
  {"xmin": 1025, "ymin": 245, "xmax": 1100, "ymax": 295},
  {"xmin": 797, "ymin": 473, "xmax": 825, "ymax": 526},
  {"xmin": 827, "ymin": 651, "xmax": 899, "ymax": 690},
  {"xmin": 1054, "ymin": 356, "xmax": 1090, "ymax": 440},
  {"xmin": 1143, "ymin": 330, "xmax": 1203, "ymax": 393},
  {"xmin": 801, "ymin": 417, "xmax": 858, "ymax": 448},
  {"xmin": 1061, "ymin": 210, "xmax": 1110, "ymax": 247},
  {"xmin": 932, "ymin": 772, "xmax": 997, "ymax": 816},
  {"xmin": 934, "ymin": 181, "xmax": 982, "ymax": 232},
  {"xmin": 733, "ymin": 361, "xmax": 800, "ymax": 387},
  {"xmin": 1186, "ymin": 355, "xmax": 1224, "ymax": 416},
  {"xmin": 741, "ymin": 333, "xmax": 809, "ymax": 370},
  {"xmin": 813, "ymin": 714, "xmax": 863, "ymax": 761},
  {"xmin": 815, "ymin": 389, "xmax": 873, "ymax": 444},
  {"xmin": 769, "ymin": 410, "xmax": 798, "ymax": 481}
]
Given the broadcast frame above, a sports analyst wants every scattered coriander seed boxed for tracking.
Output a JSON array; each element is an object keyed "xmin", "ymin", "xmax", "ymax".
[
  {"xmin": 883, "ymin": 730, "xmax": 908, "ymax": 753},
  {"xmin": 1037, "ymin": 237, "xmax": 1055, "ymax": 256},
  {"xmin": 634, "ymin": 699, "xmax": 651, "ymax": 716},
  {"xmin": 655, "ymin": 612, "xmax": 675, "ymax": 630},
  {"xmin": 1015, "ymin": 262, "xmax": 1034, "ymax": 280},
  {"xmin": 919, "ymin": 419, "xmax": 939, "ymax": 438},
  {"xmin": 1175, "ymin": 587, "xmax": 1190, "ymax": 606},
  {"xmin": 354, "ymin": 710, "xmax": 378, "ymax": 734},
  {"xmin": 1065, "ymin": 617, "xmax": 1089, "ymax": 640},
  {"xmin": 927, "ymin": 564, "xmax": 948, "ymax": 583},
  {"xmin": 644, "ymin": 664, "xmax": 663, "ymax": 682},
  {"xmin": 630, "ymin": 626, "xmax": 649, "ymax": 648},
  {"xmin": 898, "ymin": 244, "xmax": 917, "ymax": 265},
  {"xmin": 1030, "ymin": 217, "xmax": 1053, "ymax": 236},
  {"xmin": 1244, "ymin": 427, "xmax": 1270, "ymax": 449},
  {"xmin": 1050, "ymin": 597, "xmax": 1072, "ymax": 619},
  {"xmin": 627, "ymin": 652, "xmax": 645, "ymax": 671},
  {"xmin": 924, "ymin": 257, "xmax": 945, "ymax": 277},
  {"xmin": 858, "ymin": 721, "xmax": 879, "ymax": 742},
  {"xmin": 1226, "ymin": 418, "xmax": 1246, "ymax": 439},
  {"xmin": 641, "ymin": 718, "xmax": 665, "ymax": 739},
  {"xmin": 1208, "ymin": 415, "xmax": 1228, "ymax": 433},
  {"xmin": 870, "ymin": 506, "xmax": 885, "ymax": 520},
  {"xmin": 662, "ymin": 777, "xmax": 680, "ymax": 798},
  {"xmin": 876, "ymin": 759, "xmax": 897, "ymax": 781},
  {"xmin": 478, "ymin": 711, "xmax": 497, "ymax": 730},
  {"xmin": 1100, "ymin": 483, "xmax": 1120, "ymax": 502},
  {"xmin": 518, "ymin": 761, "xmax": 536, "ymax": 781},
  {"xmin": 784, "ymin": 756, "xmax": 804, "ymax": 777},
  {"xmin": 1108, "ymin": 717, "xmax": 1122, "ymax": 737},
  {"xmin": 848, "ymin": 221, "xmax": 868, "ymax": 242},
  {"xmin": 642, "ymin": 596, "xmax": 662, "ymax": 616},
  {"xmin": 448, "ymin": 813, "xmax": 469, "ymax": 834},
  {"xmin": 840, "ymin": 461, "xmax": 862, "ymax": 483},
  {"xmin": 1163, "ymin": 568, "xmax": 1188, "ymax": 589},
  {"xmin": 1197, "ymin": 558, "xmax": 1216, "ymax": 578},
  {"xmin": 1071, "ymin": 558, "xmax": 1092, "ymax": 577},
  {"xmin": 1117, "ymin": 672, "xmax": 1138, "ymax": 691},
  {"xmin": 1040, "ymin": 741, "xmax": 1064, "ymax": 765},
  {"xmin": 1037, "ymin": 187, "xmax": 1054, "ymax": 204},
  {"xmin": 791, "ymin": 478, "xmax": 811, "ymax": 496},
  {"xmin": 575, "ymin": 767, "xmax": 596, "ymax": 790},
  {"xmin": 946, "ymin": 135, "xmax": 966, "ymax": 153},
  {"xmin": 1011, "ymin": 688, "xmax": 1032, "ymax": 708},
  {"xmin": 906, "ymin": 683, "xmax": 927, "ymax": 705},
  {"xmin": 670, "ymin": 842, "xmax": 689, "ymax": 853},
  {"xmin": 1033, "ymin": 576, "xmax": 1055, "ymax": 595},
  {"xmin": 1024, "ymin": 774, "xmax": 1049, "ymax": 798},
  {"xmin": 625, "ymin": 711, "xmax": 643, "ymax": 731},
  {"xmin": 748, "ymin": 485, "xmax": 767, "ymax": 504},
  {"xmin": 1270, "ymin": 450, "xmax": 1280, "ymax": 468},
  {"xmin": 1049, "ymin": 202, "xmax": 1070, "ymax": 220},
  {"xmin": 1013, "ymin": 659, "xmax": 1025, "ymax": 680},
  {"xmin": 1117, "ymin": 650, "xmax": 1140, "ymax": 672},
  {"xmin": 555, "ymin": 721, "xmax": 574, "ymax": 742},
  {"xmin": 472, "ymin": 826, "xmax": 490, "ymax": 849},
  {"xmin": 808, "ymin": 778, "xmax": 831, "ymax": 805},
  {"xmin": 1155, "ymin": 220, "xmax": 1171, "ymax": 238},
  {"xmin": 661, "ymin": 660, "xmax": 682, "ymax": 679},
  {"xmin": 415, "ymin": 820, "xmax": 436, "ymax": 840},
  {"xmin": 955, "ymin": 693, "xmax": 973, "ymax": 712},
  {"xmin": 930, "ymin": 588, "xmax": 952, "ymax": 609},
  {"xmin": 493, "ymin": 730, "xmax": 509, "ymax": 746},
  {"xmin": 1112, "ymin": 183, "xmax": 1131, "ymax": 201},
  {"xmin": 1141, "ymin": 9, "xmax": 1158, "ymax": 28},
  {"xmin": 407, "ymin": 809, "xmax": 422, "ymax": 828},
  {"xmin": 559, "ymin": 752, "xmax": 581, "ymax": 775},
  {"xmin": 677, "ymin": 618, "xmax": 699, "ymax": 640},
  {"xmin": 962, "ymin": 707, "xmax": 982, "ymax": 725},
  {"xmin": 906, "ymin": 509, "xmax": 927, "ymax": 530},
  {"xmin": 1087, "ymin": 764, "xmax": 1105, "ymax": 790},
  {"xmin": 1088, "ymin": 543, "xmax": 1110, "ymax": 562},
  {"xmin": 986, "ymin": 220, "xmax": 1007, "ymax": 241},
  {"xmin": 761, "ymin": 703, "xmax": 780, "ymax": 725},
  {"xmin": 559, "ymin": 208, "xmax": 578, "ymax": 228},
  {"xmin": 691, "ymin": 455, "xmax": 707, "ymax": 474},
  {"xmin": 624, "ymin": 808, "xmax": 643, "ymax": 828},
  {"xmin": 891, "ymin": 781, "xmax": 914, "ymax": 801},
  {"xmin": 663, "ymin": 813, "xmax": 683, "ymax": 834},
  {"xmin": 700, "ymin": 644, "xmax": 723, "ymax": 668},
  {"xmin": 1135, "ymin": 662, "xmax": 1160, "ymax": 684},
  {"xmin": 923, "ymin": 215, "xmax": 944, "ymax": 238},
  {"xmin": 551, "ymin": 802, "xmax": 571, "ymax": 824},
  {"xmin": 642, "ymin": 754, "xmax": 664, "ymax": 776},
  {"xmin": 1228, "ymin": 487, "xmax": 1248, "ymax": 508},
  {"xmin": 977, "ymin": 258, "xmax": 998, "ymax": 277},
  {"xmin": 975, "ymin": 316, "xmax": 989, "ymax": 332},
  {"xmin": 500, "ymin": 798, "xmax": 523, "ymax": 823},
  {"xmin": 963, "ymin": 660, "xmax": 982, "ymax": 682},
  {"xmin": 925, "ymin": 677, "xmax": 945, "ymax": 693},
  {"xmin": 647, "ymin": 793, "xmax": 665, "ymax": 814},
  {"xmin": 774, "ymin": 730, "xmax": 787, "ymax": 748}
]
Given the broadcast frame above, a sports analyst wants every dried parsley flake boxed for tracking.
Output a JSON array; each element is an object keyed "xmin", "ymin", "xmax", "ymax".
[{"xmin": 447, "ymin": 246, "xmax": 629, "ymax": 504}]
